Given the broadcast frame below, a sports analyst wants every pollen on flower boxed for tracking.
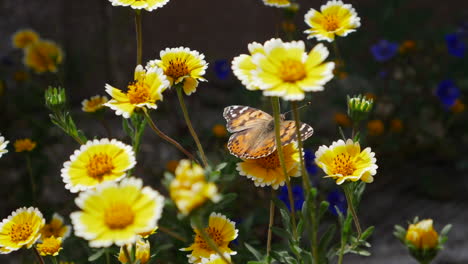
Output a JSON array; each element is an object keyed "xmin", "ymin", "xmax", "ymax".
[
  {"xmin": 324, "ymin": 14, "xmax": 339, "ymax": 31},
  {"xmin": 86, "ymin": 153, "xmax": 115, "ymax": 180},
  {"xmin": 10, "ymin": 223, "xmax": 33, "ymax": 243},
  {"xmin": 127, "ymin": 81, "xmax": 151, "ymax": 104},
  {"xmin": 256, "ymin": 152, "xmax": 280, "ymax": 169},
  {"xmin": 279, "ymin": 59, "xmax": 306, "ymax": 82},
  {"xmin": 331, "ymin": 153, "xmax": 355, "ymax": 175},
  {"xmin": 195, "ymin": 226, "xmax": 224, "ymax": 250},
  {"xmin": 166, "ymin": 59, "xmax": 190, "ymax": 79},
  {"xmin": 104, "ymin": 203, "xmax": 135, "ymax": 229}
]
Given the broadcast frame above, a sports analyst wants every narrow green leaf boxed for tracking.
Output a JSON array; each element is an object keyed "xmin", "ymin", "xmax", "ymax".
[
  {"xmin": 245, "ymin": 243, "xmax": 263, "ymax": 261},
  {"xmin": 88, "ymin": 248, "xmax": 106, "ymax": 261},
  {"xmin": 360, "ymin": 226, "xmax": 375, "ymax": 240}
]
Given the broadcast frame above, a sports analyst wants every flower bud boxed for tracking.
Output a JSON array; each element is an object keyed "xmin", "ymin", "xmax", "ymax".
[
  {"xmin": 405, "ymin": 219, "xmax": 438, "ymax": 249},
  {"xmin": 347, "ymin": 95, "xmax": 374, "ymax": 123},
  {"xmin": 45, "ymin": 86, "xmax": 67, "ymax": 112}
]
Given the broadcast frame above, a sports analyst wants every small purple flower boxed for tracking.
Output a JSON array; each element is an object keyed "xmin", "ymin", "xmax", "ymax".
[
  {"xmin": 213, "ymin": 59, "xmax": 230, "ymax": 80},
  {"xmin": 370, "ymin": 40, "xmax": 399, "ymax": 62},
  {"xmin": 304, "ymin": 150, "xmax": 318, "ymax": 175},
  {"xmin": 279, "ymin": 185, "xmax": 304, "ymax": 211},
  {"xmin": 327, "ymin": 189, "xmax": 347, "ymax": 216},
  {"xmin": 445, "ymin": 33, "xmax": 466, "ymax": 58},
  {"xmin": 436, "ymin": 79, "xmax": 460, "ymax": 108}
]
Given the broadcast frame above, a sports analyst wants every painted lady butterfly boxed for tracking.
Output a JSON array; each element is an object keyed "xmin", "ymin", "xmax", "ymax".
[{"xmin": 223, "ymin": 105, "xmax": 314, "ymax": 159}]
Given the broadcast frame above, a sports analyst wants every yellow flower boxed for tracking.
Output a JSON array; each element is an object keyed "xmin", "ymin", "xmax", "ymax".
[
  {"xmin": 263, "ymin": 0, "xmax": 290, "ymax": 8},
  {"xmin": 12, "ymin": 29, "xmax": 39, "ymax": 49},
  {"xmin": 40, "ymin": 213, "xmax": 71, "ymax": 240},
  {"xmin": 236, "ymin": 143, "xmax": 301, "ymax": 189},
  {"xmin": 304, "ymin": 0, "xmax": 361, "ymax": 42},
  {"xmin": 36, "ymin": 236, "xmax": 62, "ymax": 256},
  {"xmin": 450, "ymin": 99, "xmax": 465, "ymax": 113},
  {"xmin": 390, "ymin": 119, "xmax": 403, "ymax": 133},
  {"xmin": 315, "ymin": 139, "xmax": 378, "ymax": 184},
  {"xmin": 201, "ymin": 254, "xmax": 232, "ymax": 264},
  {"xmin": 61, "ymin": 138, "xmax": 136, "ymax": 193},
  {"xmin": 405, "ymin": 219, "xmax": 439, "ymax": 249},
  {"xmin": 212, "ymin": 124, "xmax": 227, "ymax": 138},
  {"xmin": 170, "ymin": 160, "xmax": 220, "ymax": 215},
  {"xmin": 105, "ymin": 65, "xmax": 169, "ymax": 118},
  {"xmin": 70, "ymin": 177, "xmax": 165, "ymax": 247},
  {"xmin": 182, "ymin": 213, "xmax": 238, "ymax": 264},
  {"xmin": 138, "ymin": 226, "xmax": 158, "ymax": 238},
  {"xmin": 136, "ymin": 238, "xmax": 151, "ymax": 264},
  {"xmin": 109, "ymin": 0, "xmax": 170, "ymax": 11},
  {"xmin": 0, "ymin": 134, "xmax": 9, "ymax": 159},
  {"xmin": 82, "ymin": 95, "xmax": 109, "ymax": 113},
  {"xmin": 231, "ymin": 42, "xmax": 266, "ymax": 91},
  {"xmin": 334, "ymin": 113, "xmax": 351, "ymax": 127},
  {"xmin": 118, "ymin": 244, "xmax": 131, "ymax": 263},
  {"xmin": 24, "ymin": 40, "xmax": 63, "ymax": 73},
  {"xmin": 14, "ymin": 138, "xmax": 36, "ymax": 152},
  {"xmin": 234, "ymin": 38, "xmax": 335, "ymax": 101},
  {"xmin": 146, "ymin": 47, "xmax": 208, "ymax": 95},
  {"xmin": 367, "ymin": 119, "xmax": 384, "ymax": 136},
  {"xmin": 166, "ymin": 160, "xmax": 179, "ymax": 174},
  {"xmin": 0, "ymin": 207, "xmax": 45, "ymax": 252}
]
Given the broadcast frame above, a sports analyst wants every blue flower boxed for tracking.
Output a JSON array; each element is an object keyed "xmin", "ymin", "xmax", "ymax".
[
  {"xmin": 304, "ymin": 150, "xmax": 318, "ymax": 175},
  {"xmin": 327, "ymin": 189, "xmax": 347, "ymax": 216},
  {"xmin": 213, "ymin": 59, "xmax": 230, "ymax": 80},
  {"xmin": 370, "ymin": 40, "xmax": 399, "ymax": 62},
  {"xmin": 279, "ymin": 185, "xmax": 304, "ymax": 211},
  {"xmin": 436, "ymin": 79, "xmax": 460, "ymax": 108},
  {"xmin": 445, "ymin": 33, "xmax": 466, "ymax": 58}
]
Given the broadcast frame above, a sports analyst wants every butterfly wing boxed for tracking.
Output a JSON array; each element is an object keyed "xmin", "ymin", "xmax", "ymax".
[
  {"xmin": 223, "ymin": 105, "xmax": 272, "ymax": 133},
  {"xmin": 279, "ymin": 121, "xmax": 314, "ymax": 146}
]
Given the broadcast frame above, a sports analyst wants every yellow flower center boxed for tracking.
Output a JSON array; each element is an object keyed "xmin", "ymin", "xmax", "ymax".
[
  {"xmin": 195, "ymin": 226, "xmax": 223, "ymax": 250},
  {"xmin": 255, "ymin": 151, "xmax": 280, "ymax": 169},
  {"xmin": 166, "ymin": 59, "xmax": 190, "ymax": 79},
  {"xmin": 323, "ymin": 14, "xmax": 340, "ymax": 32},
  {"xmin": 279, "ymin": 59, "xmax": 306, "ymax": 82},
  {"xmin": 331, "ymin": 153, "xmax": 355, "ymax": 176},
  {"xmin": 9, "ymin": 223, "xmax": 33, "ymax": 243},
  {"xmin": 127, "ymin": 81, "xmax": 150, "ymax": 105},
  {"xmin": 86, "ymin": 99, "xmax": 105, "ymax": 110},
  {"xmin": 104, "ymin": 203, "xmax": 135, "ymax": 229},
  {"xmin": 87, "ymin": 153, "xmax": 114, "ymax": 180}
]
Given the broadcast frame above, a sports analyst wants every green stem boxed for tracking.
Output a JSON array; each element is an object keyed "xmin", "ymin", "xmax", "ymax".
[
  {"xmin": 26, "ymin": 154, "xmax": 36, "ymax": 203},
  {"xmin": 343, "ymin": 184, "xmax": 362, "ymax": 238},
  {"xmin": 290, "ymin": 102, "xmax": 311, "ymax": 190},
  {"xmin": 158, "ymin": 225, "xmax": 187, "ymax": 242},
  {"xmin": 52, "ymin": 256, "xmax": 59, "ymax": 264},
  {"xmin": 194, "ymin": 217, "xmax": 233, "ymax": 264},
  {"xmin": 142, "ymin": 109, "xmax": 197, "ymax": 162},
  {"xmin": 266, "ymin": 189, "xmax": 275, "ymax": 263},
  {"xmin": 124, "ymin": 244, "xmax": 133, "ymax": 264},
  {"xmin": 337, "ymin": 239, "xmax": 345, "ymax": 264},
  {"xmin": 106, "ymin": 249, "xmax": 110, "ymax": 264},
  {"xmin": 311, "ymin": 196, "xmax": 319, "ymax": 264},
  {"xmin": 332, "ymin": 41, "xmax": 344, "ymax": 67},
  {"xmin": 175, "ymin": 85, "xmax": 209, "ymax": 167},
  {"xmin": 32, "ymin": 247, "xmax": 45, "ymax": 264},
  {"xmin": 135, "ymin": 10, "xmax": 142, "ymax": 65},
  {"xmin": 271, "ymin": 97, "xmax": 297, "ymax": 239},
  {"xmin": 100, "ymin": 117, "xmax": 112, "ymax": 138}
]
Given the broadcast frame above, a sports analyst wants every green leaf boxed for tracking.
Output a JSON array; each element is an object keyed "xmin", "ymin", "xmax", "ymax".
[
  {"xmin": 88, "ymin": 248, "xmax": 106, "ymax": 261},
  {"xmin": 360, "ymin": 226, "xmax": 375, "ymax": 240},
  {"xmin": 440, "ymin": 224, "xmax": 452, "ymax": 236},
  {"xmin": 215, "ymin": 162, "xmax": 227, "ymax": 171},
  {"xmin": 271, "ymin": 226, "xmax": 290, "ymax": 238},
  {"xmin": 212, "ymin": 193, "xmax": 237, "ymax": 211},
  {"xmin": 318, "ymin": 224, "xmax": 337, "ymax": 254},
  {"xmin": 296, "ymin": 218, "xmax": 304, "ymax": 235},
  {"xmin": 318, "ymin": 201, "xmax": 330, "ymax": 221},
  {"xmin": 245, "ymin": 243, "xmax": 263, "ymax": 261}
]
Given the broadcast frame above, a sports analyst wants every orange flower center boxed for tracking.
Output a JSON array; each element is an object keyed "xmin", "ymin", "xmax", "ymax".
[
  {"xmin": 331, "ymin": 153, "xmax": 355, "ymax": 176},
  {"xmin": 87, "ymin": 153, "xmax": 114, "ymax": 180},
  {"xmin": 127, "ymin": 81, "xmax": 150, "ymax": 105},
  {"xmin": 10, "ymin": 223, "xmax": 33, "ymax": 243},
  {"xmin": 85, "ymin": 98, "xmax": 106, "ymax": 111},
  {"xmin": 323, "ymin": 14, "xmax": 340, "ymax": 31},
  {"xmin": 279, "ymin": 59, "xmax": 306, "ymax": 82},
  {"xmin": 256, "ymin": 151, "xmax": 280, "ymax": 169},
  {"xmin": 166, "ymin": 58, "xmax": 190, "ymax": 79},
  {"xmin": 104, "ymin": 203, "xmax": 135, "ymax": 229},
  {"xmin": 194, "ymin": 226, "xmax": 223, "ymax": 250}
]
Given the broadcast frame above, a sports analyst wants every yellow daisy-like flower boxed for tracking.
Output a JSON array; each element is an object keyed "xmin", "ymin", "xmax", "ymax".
[
  {"xmin": 231, "ymin": 42, "xmax": 265, "ymax": 91},
  {"xmin": 61, "ymin": 138, "xmax": 136, "ymax": 193},
  {"xmin": 105, "ymin": 65, "xmax": 169, "ymax": 118},
  {"xmin": 118, "ymin": 243, "xmax": 131, "ymax": 263},
  {"xmin": 40, "ymin": 213, "xmax": 71, "ymax": 240},
  {"xmin": 36, "ymin": 236, "xmax": 62, "ymax": 256},
  {"xmin": 109, "ymin": 0, "xmax": 170, "ymax": 11},
  {"xmin": 0, "ymin": 134, "xmax": 9, "ymax": 159},
  {"xmin": 82, "ymin": 95, "xmax": 109, "ymax": 113},
  {"xmin": 170, "ymin": 160, "xmax": 220, "ymax": 215},
  {"xmin": 304, "ymin": 0, "xmax": 361, "ymax": 42},
  {"xmin": 14, "ymin": 138, "xmax": 36, "ymax": 152},
  {"xmin": 201, "ymin": 254, "xmax": 232, "ymax": 264},
  {"xmin": 11, "ymin": 29, "xmax": 39, "ymax": 49},
  {"xmin": 236, "ymin": 143, "xmax": 301, "ymax": 189},
  {"xmin": 0, "ymin": 207, "xmax": 45, "ymax": 252},
  {"xmin": 315, "ymin": 139, "xmax": 378, "ymax": 185},
  {"xmin": 182, "ymin": 213, "xmax": 238, "ymax": 264},
  {"xmin": 138, "ymin": 226, "xmax": 157, "ymax": 238},
  {"xmin": 71, "ymin": 177, "xmax": 165, "ymax": 247},
  {"xmin": 146, "ymin": 47, "xmax": 208, "ymax": 95},
  {"xmin": 135, "ymin": 238, "xmax": 151, "ymax": 264},
  {"xmin": 262, "ymin": 0, "xmax": 290, "ymax": 8},
  {"xmin": 405, "ymin": 219, "xmax": 439, "ymax": 249},
  {"xmin": 235, "ymin": 38, "xmax": 335, "ymax": 101},
  {"xmin": 24, "ymin": 40, "xmax": 63, "ymax": 73}
]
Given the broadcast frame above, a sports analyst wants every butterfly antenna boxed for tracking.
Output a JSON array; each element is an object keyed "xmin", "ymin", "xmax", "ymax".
[{"xmin": 282, "ymin": 101, "xmax": 312, "ymax": 117}]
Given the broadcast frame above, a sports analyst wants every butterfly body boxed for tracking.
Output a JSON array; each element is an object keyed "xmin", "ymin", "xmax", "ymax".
[{"xmin": 223, "ymin": 105, "xmax": 314, "ymax": 159}]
